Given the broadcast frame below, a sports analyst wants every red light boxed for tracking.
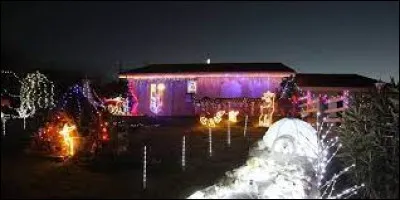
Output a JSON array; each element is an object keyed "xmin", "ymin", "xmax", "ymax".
[
  {"xmin": 102, "ymin": 127, "xmax": 107, "ymax": 132},
  {"xmin": 102, "ymin": 134, "xmax": 109, "ymax": 141}
]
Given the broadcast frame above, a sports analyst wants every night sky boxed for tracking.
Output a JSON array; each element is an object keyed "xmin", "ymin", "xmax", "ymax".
[{"xmin": 1, "ymin": 1, "xmax": 399, "ymax": 82}]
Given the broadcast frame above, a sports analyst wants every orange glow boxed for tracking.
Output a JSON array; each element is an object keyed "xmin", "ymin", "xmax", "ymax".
[
  {"xmin": 59, "ymin": 124, "xmax": 77, "ymax": 157},
  {"xmin": 34, "ymin": 112, "xmax": 79, "ymax": 158}
]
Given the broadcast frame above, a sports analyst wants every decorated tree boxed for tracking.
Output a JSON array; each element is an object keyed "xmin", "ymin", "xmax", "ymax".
[
  {"xmin": 1, "ymin": 70, "xmax": 55, "ymax": 131},
  {"xmin": 278, "ymin": 75, "xmax": 303, "ymax": 118},
  {"xmin": 336, "ymin": 79, "xmax": 399, "ymax": 199},
  {"xmin": 19, "ymin": 71, "xmax": 55, "ymax": 116}
]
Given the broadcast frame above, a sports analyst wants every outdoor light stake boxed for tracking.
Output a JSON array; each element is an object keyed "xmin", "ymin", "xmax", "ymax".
[
  {"xmin": 208, "ymin": 126, "xmax": 212, "ymax": 157},
  {"xmin": 227, "ymin": 120, "xmax": 231, "ymax": 146},
  {"xmin": 143, "ymin": 145, "xmax": 147, "ymax": 190},
  {"xmin": 182, "ymin": 135, "xmax": 186, "ymax": 171},
  {"xmin": 2, "ymin": 119, "xmax": 5, "ymax": 136},
  {"xmin": 244, "ymin": 115, "xmax": 248, "ymax": 137}
]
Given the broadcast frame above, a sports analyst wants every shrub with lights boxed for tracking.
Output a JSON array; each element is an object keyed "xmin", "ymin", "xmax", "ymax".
[
  {"xmin": 1, "ymin": 70, "xmax": 55, "ymax": 133},
  {"xmin": 31, "ymin": 80, "xmax": 111, "ymax": 160},
  {"xmin": 31, "ymin": 111, "xmax": 79, "ymax": 158}
]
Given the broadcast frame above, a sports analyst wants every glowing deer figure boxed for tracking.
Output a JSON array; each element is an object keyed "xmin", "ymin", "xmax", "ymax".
[{"xmin": 259, "ymin": 91, "xmax": 276, "ymax": 127}]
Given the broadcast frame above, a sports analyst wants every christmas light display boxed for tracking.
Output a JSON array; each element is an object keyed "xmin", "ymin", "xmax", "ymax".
[
  {"xmin": 182, "ymin": 135, "xmax": 186, "ymax": 171},
  {"xmin": 60, "ymin": 84, "xmax": 86, "ymax": 120},
  {"xmin": 243, "ymin": 115, "xmax": 248, "ymax": 137},
  {"xmin": 227, "ymin": 119, "xmax": 231, "ymax": 146},
  {"xmin": 199, "ymin": 111, "xmax": 225, "ymax": 127},
  {"xmin": 119, "ymin": 72, "xmax": 290, "ymax": 80},
  {"xmin": 6, "ymin": 71, "xmax": 55, "ymax": 129},
  {"xmin": 150, "ymin": 83, "xmax": 165, "ymax": 114},
  {"xmin": 143, "ymin": 145, "xmax": 147, "ymax": 190},
  {"xmin": 16, "ymin": 106, "xmax": 32, "ymax": 130},
  {"xmin": 59, "ymin": 83, "xmax": 107, "ymax": 122},
  {"xmin": 187, "ymin": 118, "xmax": 363, "ymax": 199},
  {"xmin": 19, "ymin": 71, "xmax": 55, "ymax": 115},
  {"xmin": 208, "ymin": 126, "xmax": 213, "ymax": 157},
  {"xmin": 33, "ymin": 112, "xmax": 79, "ymax": 158},
  {"xmin": 1, "ymin": 112, "xmax": 10, "ymax": 136},
  {"xmin": 82, "ymin": 79, "xmax": 104, "ymax": 109},
  {"xmin": 259, "ymin": 91, "xmax": 275, "ymax": 127},
  {"xmin": 1, "ymin": 70, "xmax": 21, "ymax": 98},
  {"xmin": 278, "ymin": 75, "xmax": 303, "ymax": 118},
  {"xmin": 59, "ymin": 123, "xmax": 77, "ymax": 157},
  {"xmin": 104, "ymin": 97, "xmax": 128, "ymax": 115},
  {"xmin": 1, "ymin": 70, "xmax": 20, "ymax": 80},
  {"xmin": 127, "ymin": 81, "xmax": 139, "ymax": 115},
  {"xmin": 214, "ymin": 111, "xmax": 225, "ymax": 124},
  {"xmin": 228, "ymin": 110, "xmax": 239, "ymax": 123}
]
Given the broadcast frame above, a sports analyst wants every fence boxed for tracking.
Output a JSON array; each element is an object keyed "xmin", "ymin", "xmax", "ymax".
[{"xmin": 299, "ymin": 90, "xmax": 350, "ymax": 126}]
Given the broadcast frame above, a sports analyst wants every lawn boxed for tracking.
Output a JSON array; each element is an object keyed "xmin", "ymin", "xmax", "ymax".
[{"xmin": 1, "ymin": 117, "xmax": 267, "ymax": 199}]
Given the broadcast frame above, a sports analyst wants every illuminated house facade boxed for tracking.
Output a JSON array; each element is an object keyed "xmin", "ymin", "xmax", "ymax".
[
  {"xmin": 119, "ymin": 63, "xmax": 295, "ymax": 116},
  {"xmin": 119, "ymin": 63, "xmax": 378, "ymax": 116}
]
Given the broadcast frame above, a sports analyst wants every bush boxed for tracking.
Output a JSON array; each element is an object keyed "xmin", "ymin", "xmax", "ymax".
[{"xmin": 337, "ymin": 80, "xmax": 399, "ymax": 199}]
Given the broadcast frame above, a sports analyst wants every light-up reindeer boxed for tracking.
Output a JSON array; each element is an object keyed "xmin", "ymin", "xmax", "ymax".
[{"xmin": 259, "ymin": 91, "xmax": 276, "ymax": 127}]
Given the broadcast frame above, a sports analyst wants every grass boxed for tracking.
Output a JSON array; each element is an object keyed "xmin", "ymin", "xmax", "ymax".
[{"xmin": 1, "ymin": 117, "xmax": 267, "ymax": 199}]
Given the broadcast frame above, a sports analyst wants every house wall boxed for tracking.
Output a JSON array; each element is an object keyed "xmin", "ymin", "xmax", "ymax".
[
  {"xmin": 127, "ymin": 75, "xmax": 284, "ymax": 116},
  {"xmin": 196, "ymin": 76, "xmax": 282, "ymax": 98}
]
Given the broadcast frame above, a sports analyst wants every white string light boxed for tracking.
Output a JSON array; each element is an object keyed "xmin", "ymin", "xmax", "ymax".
[
  {"xmin": 143, "ymin": 145, "xmax": 147, "ymax": 190},
  {"xmin": 227, "ymin": 120, "xmax": 231, "ymax": 146},
  {"xmin": 316, "ymin": 123, "xmax": 364, "ymax": 199},
  {"xmin": 208, "ymin": 126, "xmax": 212, "ymax": 157},
  {"xmin": 1, "ymin": 70, "xmax": 21, "ymax": 98},
  {"xmin": 182, "ymin": 136, "xmax": 186, "ymax": 171},
  {"xmin": 1, "ymin": 112, "xmax": 10, "ymax": 136},
  {"xmin": 243, "ymin": 115, "xmax": 248, "ymax": 137}
]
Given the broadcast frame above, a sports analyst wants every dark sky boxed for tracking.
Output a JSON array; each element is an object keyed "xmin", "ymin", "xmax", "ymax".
[{"xmin": 1, "ymin": 1, "xmax": 399, "ymax": 82}]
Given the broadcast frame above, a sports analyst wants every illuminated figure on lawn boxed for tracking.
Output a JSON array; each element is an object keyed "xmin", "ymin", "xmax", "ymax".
[
  {"xmin": 228, "ymin": 110, "xmax": 239, "ymax": 123},
  {"xmin": 188, "ymin": 118, "xmax": 364, "ymax": 199},
  {"xmin": 200, "ymin": 111, "xmax": 225, "ymax": 127},
  {"xmin": 259, "ymin": 91, "xmax": 276, "ymax": 127}
]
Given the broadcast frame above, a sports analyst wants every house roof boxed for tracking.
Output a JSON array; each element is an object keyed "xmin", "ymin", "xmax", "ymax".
[
  {"xmin": 296, "ymin": 73, "xmax": 378, "ymax": 88},
  {"xmin": 119, "ymin": 63, "xmax": 296, "ymax": 75}
]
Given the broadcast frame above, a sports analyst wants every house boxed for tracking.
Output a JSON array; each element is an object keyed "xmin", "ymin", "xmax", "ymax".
[{"xmin": 119, "ymin": 63, "xmax": 378, "ymax": 117}]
